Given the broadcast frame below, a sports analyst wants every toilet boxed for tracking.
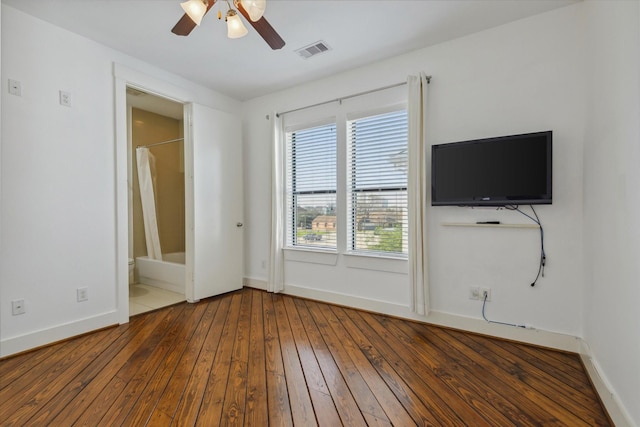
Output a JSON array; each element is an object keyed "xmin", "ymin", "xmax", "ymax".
[{"xmin": 128, "ymin": 258, "xmax": 135, "ymax": 284}]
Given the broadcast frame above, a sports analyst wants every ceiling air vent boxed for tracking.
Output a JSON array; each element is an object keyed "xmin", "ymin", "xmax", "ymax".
[{"xmin": 295, "ymin": 41, "xmax": 331, "ymax": 59}]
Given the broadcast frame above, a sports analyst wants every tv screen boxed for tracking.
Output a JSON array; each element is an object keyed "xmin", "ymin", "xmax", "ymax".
[{"xmin": 431, "ymin": 131, "xmax": 552, "ymax": 206}]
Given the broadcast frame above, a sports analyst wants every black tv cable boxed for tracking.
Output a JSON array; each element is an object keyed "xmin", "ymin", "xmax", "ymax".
[{"xmin": 505, "ymin": 205, "xmax": 546, "ymax": 287}]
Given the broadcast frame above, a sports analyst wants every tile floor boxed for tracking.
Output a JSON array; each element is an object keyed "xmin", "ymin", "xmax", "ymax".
[{"xmin": 129, "ymin": 283, "xmax": 185, "ymax": 316}]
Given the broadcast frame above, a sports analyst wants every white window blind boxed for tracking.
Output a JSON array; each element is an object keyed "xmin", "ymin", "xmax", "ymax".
[
  {"xmin": 286, "ymin": 123, "xmax": 337, "ymax": 249},
  {"xmin": 347, "ymin": 110, "xmax": 408, "ymax": 256}
]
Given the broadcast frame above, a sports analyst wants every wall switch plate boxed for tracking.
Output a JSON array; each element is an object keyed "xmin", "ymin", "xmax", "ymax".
[
  {"xmin": 12, "ymin": 299, "xmax": 26, "ymax": 315},
  {"xmin": 8, "ymin": 79, "xmax": 22, "ymax": 96},
  {"xmin": 59, "ymin": 90, "xmax": 72, "ymax": 107},
  {"xmin": 77, "ymin": 287, "xmax": 88, "ymax": 302}
]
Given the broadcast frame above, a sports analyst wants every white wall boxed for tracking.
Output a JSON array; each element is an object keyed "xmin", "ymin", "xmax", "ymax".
[
  {"xmin": 0, "ymin": 5, "xmax": 240, "ymax": 356},
  {"xmin": 244, "ymin": 4, "xmax": 587, "ymax": 335},
  {"xmin": 583, "ymin": 1, "xmax": 640, "ymax": 425},
  {"xmin": 2, "ymin": 1, "xmax": 637, "ymax": 423}
]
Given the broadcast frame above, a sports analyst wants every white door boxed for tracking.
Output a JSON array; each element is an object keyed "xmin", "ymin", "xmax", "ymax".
[{"xmin": 184, "ymin": 103, "xmax": 243, "ymax": 301}]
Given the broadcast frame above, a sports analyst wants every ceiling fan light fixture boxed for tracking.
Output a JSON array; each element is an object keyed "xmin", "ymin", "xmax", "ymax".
[
  {"xmin": 240, "ymin": 0, "xmax": 266, "ymax": 22},
  {"xmin": 226, "ymin": 10, "xmax": 248, "ymax": 38},
  {"xmin": 180, "ymin": 0, "xmax": 208, "ymax": 26}
]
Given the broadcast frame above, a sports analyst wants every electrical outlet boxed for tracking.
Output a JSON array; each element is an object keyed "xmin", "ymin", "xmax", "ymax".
[
  {"xmin": 77, "ymin": 287, "xmax": 88, "ymax": 302},
  {"xmin": 480, "ymin": 287, "xmax": 492, "ymax": 301},
  {"xmin": 12, "ymin": 299, "xmax": 26, "ymax": 315},
  {"xmin": 469, "ymin": 286, "xmax": 480, "ymax": 300},
  {"xmin": 59, "ymin": 90, "xmax": 72, "ymax": 107}
]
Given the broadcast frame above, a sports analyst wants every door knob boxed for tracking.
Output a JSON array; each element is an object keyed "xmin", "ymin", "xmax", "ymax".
[{"xmin": 236, "ymin": 222, "xmax": 243, "ymax": 227}]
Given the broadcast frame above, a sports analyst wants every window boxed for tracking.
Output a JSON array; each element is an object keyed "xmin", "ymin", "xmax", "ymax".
[
  {"xmin": 347, "ymin": 110, "xmax": 408, "ymax": 256},
  {"xmin": 286, "ymin": 122, "xmax": 337, "ymax": 249},
  {"xmin": 284, "ymin": 102, "xmax": 408, "ymax": 259}
]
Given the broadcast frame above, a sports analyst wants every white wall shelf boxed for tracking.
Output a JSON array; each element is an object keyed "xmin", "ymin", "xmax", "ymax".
[{"xmin": 442, "ymin": 222, "xmax": 539, "ymax": 229}]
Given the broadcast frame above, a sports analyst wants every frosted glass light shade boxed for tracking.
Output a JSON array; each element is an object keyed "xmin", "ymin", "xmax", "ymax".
[
  {"xmin": 240, "ymin": 0, "xmax": 266, "ymax": 21},
  {"xmin": 226, "ymin": 11, "xmax": 248, "ymax": 38},
  {"xmin": 181, "ymin": 0, "xmax": 207, "ymax": 26}
]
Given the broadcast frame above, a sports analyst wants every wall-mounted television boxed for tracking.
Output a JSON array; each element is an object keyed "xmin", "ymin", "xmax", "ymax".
[{"xmin": 431, "ymin": 131, "xmax": 552, "ymax": 206}]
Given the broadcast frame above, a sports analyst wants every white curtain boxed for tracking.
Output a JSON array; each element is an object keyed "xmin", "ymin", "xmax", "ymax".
[
  {"xmin": 136, "ymin": 147, "xmax": 163, "ymax": 261},
  {"xmin": 268, "ymin": 112, "xmax": 285, "ymax": 292},
  {"xmin": 407, "ymin": 73, "xmax": 430, "ymax": 315}
]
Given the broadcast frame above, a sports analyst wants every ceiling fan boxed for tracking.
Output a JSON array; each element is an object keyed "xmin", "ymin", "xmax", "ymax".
[{"xmin": 171, "ymin": 0, "xmax": 285, "ymax": 50}]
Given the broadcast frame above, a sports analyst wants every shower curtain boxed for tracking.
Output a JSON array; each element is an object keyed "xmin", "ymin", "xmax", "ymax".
[{"xmin": 136, "ymin": 147, "xmax": 163, "ymax": 260}]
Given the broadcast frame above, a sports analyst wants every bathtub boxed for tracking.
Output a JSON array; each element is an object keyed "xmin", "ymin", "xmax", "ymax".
[{"xmin": 136, "ymin": 252, "xmax": 185, "ymax": 294}]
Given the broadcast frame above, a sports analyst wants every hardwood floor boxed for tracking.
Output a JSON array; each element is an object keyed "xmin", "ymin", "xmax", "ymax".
[{"xmin": 0, "ymin": 287, "xmax": 611, "ymax": 426}]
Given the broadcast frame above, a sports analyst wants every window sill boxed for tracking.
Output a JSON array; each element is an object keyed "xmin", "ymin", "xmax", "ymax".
[
  {"xmin": 284, "ymin": 247, "xmax": 338, "ymax": 266},
  {"xmin": 344, "ymin": 252, "xmax": 408, "ymax": 274},
  {"xmin": 283, "ymin": 248, "xmax": 408, "ymax": 273}
]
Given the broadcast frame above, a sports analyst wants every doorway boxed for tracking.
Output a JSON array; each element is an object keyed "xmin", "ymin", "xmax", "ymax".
[
  {"xmin": 114, "ymin": 64, "xmax": 244, "ymax": 324},
  {"xmin": 126, "ymin": 88, "xmax": 186, "ymax": 315}
]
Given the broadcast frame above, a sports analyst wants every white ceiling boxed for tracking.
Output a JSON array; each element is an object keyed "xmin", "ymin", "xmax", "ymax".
[{"xmin": 2, "ymin": 0, "xmax": 578, "ymax": 101}]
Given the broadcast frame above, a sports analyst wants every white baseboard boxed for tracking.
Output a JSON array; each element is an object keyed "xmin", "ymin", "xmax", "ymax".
[
  {"xmin": 245, "ymin": 278, "xmax": 581, "ymax": 350},
  {"xmin": 281, "ymin": 282, "xmax": 581, "ymax": 352},
  {"xmin": 243, "ymin": 277, "xmax": 632, "ymax": 425},
  {"xmin": 578, "ymin": 340, "xmax": 634, "ymax": 427},
  {"xmin": 243, "ymin": 277, "xmax": 267, "ymax": 290},
  {"xmin": 0, "ymin": 311, "xmax": 119, "ymax": 358}
]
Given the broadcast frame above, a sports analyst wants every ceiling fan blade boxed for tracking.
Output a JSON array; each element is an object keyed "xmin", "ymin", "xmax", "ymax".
[
  {"xmin": 171, "ymin": 0, "xmax": 217, "ymax": 36},
  {"xmin": 235, "ymin": 1, "xmax": 285, "ymax": 50},
  {"xmin": 171, "ymin": 14, "xmax": 197, "ymax": 36}
]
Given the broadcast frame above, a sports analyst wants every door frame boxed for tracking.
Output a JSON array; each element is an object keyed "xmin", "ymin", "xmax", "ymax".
[{"xmin": 114, "ymin": 64, "xmax": 193, "ymax": 323}]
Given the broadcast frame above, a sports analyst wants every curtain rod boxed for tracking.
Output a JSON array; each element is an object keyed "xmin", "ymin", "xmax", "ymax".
[
  {"xmin": 136, "ymin": 137, "xmax": 184, "ymax": 149},
  {"xmin": 275, "ymin": 75, "xmax": 431, "ymax": 118}
]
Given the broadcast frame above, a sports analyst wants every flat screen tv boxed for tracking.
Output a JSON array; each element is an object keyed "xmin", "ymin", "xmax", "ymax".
[{"xmin": 431, "ymin": 131, "xmax": 552, "ymax": 206}]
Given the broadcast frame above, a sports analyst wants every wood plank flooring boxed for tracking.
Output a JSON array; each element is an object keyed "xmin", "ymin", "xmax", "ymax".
[{"xmin": 0, "ymin": 287, "xmax": 611, "ymax": 426}]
